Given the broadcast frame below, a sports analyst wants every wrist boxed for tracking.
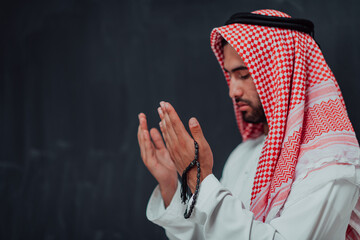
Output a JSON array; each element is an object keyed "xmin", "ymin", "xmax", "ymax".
[
  {"xmin": 187, "ymin": 168, "xmax": 211, "ymax": 193},
  {"xmin": 159, "ymin": 180, "xmax": 177, "ymax": 208}
]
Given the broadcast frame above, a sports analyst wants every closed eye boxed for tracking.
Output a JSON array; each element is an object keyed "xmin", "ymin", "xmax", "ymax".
[{"xmin": 239, "ymin": 73, "xmax": 251, "ymax": 80}]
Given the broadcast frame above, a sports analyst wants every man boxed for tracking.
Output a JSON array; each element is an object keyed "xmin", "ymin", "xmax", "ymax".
[{"xmin": 137, "ymin": 9, "xmax": 360, "ymax": 239}]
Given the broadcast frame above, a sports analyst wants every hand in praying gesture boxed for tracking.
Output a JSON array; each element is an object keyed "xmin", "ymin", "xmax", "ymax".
[
  {"xmin": 137, "ymin": 113, "xmax": 178, "ymax": 207},
  {"xmin": 158, "ymin": 101, "xmax": 213, "ymax": 193}
]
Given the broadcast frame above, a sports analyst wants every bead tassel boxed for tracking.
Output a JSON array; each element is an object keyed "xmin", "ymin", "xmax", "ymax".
[{"xmin": 180, "ymin": 141, "xmax": 200, "ymax": 219}]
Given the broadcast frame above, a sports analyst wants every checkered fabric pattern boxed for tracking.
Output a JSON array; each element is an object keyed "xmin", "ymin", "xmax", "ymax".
[{"xmin": 210, "ymin": 9, "xmax": 360, "ymax": 239}]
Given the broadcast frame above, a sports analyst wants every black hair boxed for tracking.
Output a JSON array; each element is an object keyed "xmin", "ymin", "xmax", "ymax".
[{"xmin": 221, "ymin": 37, "xmax": 228, "ymax": 48}]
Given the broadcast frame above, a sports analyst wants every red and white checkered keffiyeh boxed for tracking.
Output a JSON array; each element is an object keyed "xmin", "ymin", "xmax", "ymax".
[{"xmin": 210, "ymin": 9, "xmax": 360, "ymax": 239}]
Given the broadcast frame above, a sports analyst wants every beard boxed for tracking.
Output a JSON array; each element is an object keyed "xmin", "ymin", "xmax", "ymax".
[{"xmin": 236, "ymin": 98, "xmax": 266, "ymax": 124}]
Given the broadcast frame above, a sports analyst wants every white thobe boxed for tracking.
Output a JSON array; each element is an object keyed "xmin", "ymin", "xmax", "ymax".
[{"xmin": 146, "ymin": 135, "xmax": 360, "ymax": 239}]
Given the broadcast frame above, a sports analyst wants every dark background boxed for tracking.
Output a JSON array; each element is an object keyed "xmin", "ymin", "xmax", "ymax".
[{"xmin": 1, "ymin": 0, "xmax": 360, "ymax": 239}]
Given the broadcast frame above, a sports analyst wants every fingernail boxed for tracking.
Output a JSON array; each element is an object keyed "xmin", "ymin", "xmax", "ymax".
[
  {"xmin": 157, "ymin": 107, "xmax": 163, "ymax": 116},
  {"xmin": 159, "ymin": 121, "xmax": 163, "ymax": 128},
  {"xmin": 165, "ymin": 102, "xmax": 170, "ymax": 110},
  {"xmin": 160, "ymin": 101, "xmax": 165, "ymax": 108},
  {"xmin": 189, "ymin": 118, "xmax": 198, "ymax": 127}
]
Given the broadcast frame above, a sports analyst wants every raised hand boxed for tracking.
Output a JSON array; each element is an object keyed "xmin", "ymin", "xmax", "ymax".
[
  {"xmin": 157, "ymin": 101, "xmax": 213, "ymax": 193},
  {"xmin": 137, "ymin": 113, "xmax": 178, "ymax": 207}
]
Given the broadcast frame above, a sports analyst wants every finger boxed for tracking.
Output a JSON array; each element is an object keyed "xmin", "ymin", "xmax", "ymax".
[
  {"xmin": 159, "ymin": 121, "xmax": 175, "ymax": 159},
  {"xmin": 159, "ymin": 102, "xmax": 173, "ymax": 140},
  {"xmin": 163, "ymin": 102, "xmax": 189, "ymax": 139},
  {"xmin": 162, "ymin": 108, "xmax": 179, "ymax": 145},
  {"xmin": 188, "ymin": 117, "xmax": 205, "ymax": 142},
  {"xmin": 137, "ymin": 114, "xmax": 145, "ymax": 149},
  {"xmin": 159, "ymin": 119, "xmax": 174, "ymax": 148},
  {"xmin": 150, "ymin": 128, "xmax": 166, "ymax": 150},
  {"xmin": 138, "ymin": 113, "xmax": 148, "ymax": 156},
  {"xmin": 139, "ymin": 113, "xmax": 153, "ymax": 152},
  {"xmin": 143, "ymin": 129, "xmax": 155, "ymax": 161},
  {"xmin": 137, "ymin": 124, "xmax": 147, "ymax": 161},
  {"xmin": 138, "ymin": 113, "xmax": 153, "ymax": 164},
  {"xmin": 139, "ymin": 112, "xmax": 148, "ymax": 131},
  {"xmin": 157, "ymin": 107, "xmax": 165, "ymax": 121}
]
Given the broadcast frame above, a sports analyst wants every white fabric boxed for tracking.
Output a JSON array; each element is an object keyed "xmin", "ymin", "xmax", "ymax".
[{"xmin": 147, "ymin": 136, "xmax": 360, "ymax": 239}]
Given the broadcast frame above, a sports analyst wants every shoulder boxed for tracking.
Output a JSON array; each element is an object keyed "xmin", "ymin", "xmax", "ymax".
[{"xmin": 288, "ymin": 163, "xmax": 360, "ymax": 205}]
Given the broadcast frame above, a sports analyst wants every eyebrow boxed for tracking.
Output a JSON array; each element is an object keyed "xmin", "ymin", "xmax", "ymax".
[{"xmin": 223, "ymin": 66, "xmax": 248, "ymax": 73}]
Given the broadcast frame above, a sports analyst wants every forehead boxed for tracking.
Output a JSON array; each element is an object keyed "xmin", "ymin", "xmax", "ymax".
[{"xmin": 223, "ymin": 44, "xmax": 246, "ymax": 67}]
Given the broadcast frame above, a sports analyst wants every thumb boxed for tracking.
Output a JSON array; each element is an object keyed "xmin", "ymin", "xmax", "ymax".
[{"xmin": 188, "ymin": 117, "xmax": 205, "ymax": 142}]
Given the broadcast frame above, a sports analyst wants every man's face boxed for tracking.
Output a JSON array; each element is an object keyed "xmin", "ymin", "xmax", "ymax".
[{"xmin": 223, "ymin": 44, "xmax": 266, "ymax": 124}]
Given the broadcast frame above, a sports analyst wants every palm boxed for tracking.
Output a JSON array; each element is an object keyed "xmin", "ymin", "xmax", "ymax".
[
  {"xmin": 148, "ymin": 144, "xmax": 177, "ymax": 184},
  {"xmin": 137, "ymin": 114, "xmax": 177, "ymax": 187}
]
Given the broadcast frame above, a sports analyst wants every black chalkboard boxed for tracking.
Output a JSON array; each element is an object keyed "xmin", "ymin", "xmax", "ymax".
[{"xmin": 1, "ymin": 0, "xmax": 360, "ymax": 239}]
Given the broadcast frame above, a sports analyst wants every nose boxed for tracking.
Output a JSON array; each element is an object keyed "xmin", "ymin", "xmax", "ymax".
[{"xmin": 228, "ymin": 78, "xmax": 243, "ymax": 99}]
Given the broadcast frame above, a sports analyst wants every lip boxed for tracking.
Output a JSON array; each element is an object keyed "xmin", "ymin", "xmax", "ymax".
[{"xmin": 237, "ymin": 102, "xmax": 250, "ymax": 111}]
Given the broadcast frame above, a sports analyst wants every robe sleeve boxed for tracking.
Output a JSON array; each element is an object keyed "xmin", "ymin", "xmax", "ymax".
[
  {"xmin": 146, "ymin": 181, "xmax": 204, "ymax": 240},
  {"xmin": 191, "ymin": 165, "xmax": 359, "ymax": 239},
  {"xmin": 147, "ymin": 164, "xmax": 359, "ymax": 239}
]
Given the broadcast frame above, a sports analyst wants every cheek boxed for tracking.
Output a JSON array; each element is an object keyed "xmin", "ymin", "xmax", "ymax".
[
  {"xmin": 243, "ymin": 80, "xmax": 257, "ymax": 95},
  {"xmin": 249, "ymin": 89, "xmax": 261, "ymax": 105}
]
